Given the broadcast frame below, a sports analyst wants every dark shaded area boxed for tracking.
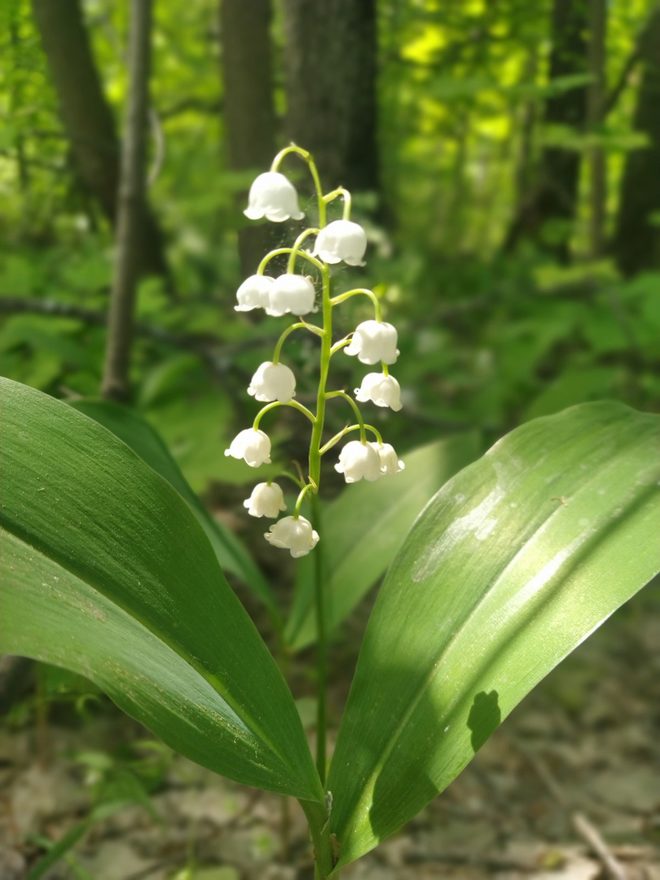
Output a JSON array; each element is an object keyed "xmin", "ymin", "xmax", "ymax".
[{"xmin": 468, "ymin": 690, "xmax": 502, "ymax": 752}]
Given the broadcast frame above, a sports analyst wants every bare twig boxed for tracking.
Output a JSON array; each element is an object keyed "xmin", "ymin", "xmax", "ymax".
[{"xmin": 517, "ymin": 743, "xmax": 628, "ymax": 880}]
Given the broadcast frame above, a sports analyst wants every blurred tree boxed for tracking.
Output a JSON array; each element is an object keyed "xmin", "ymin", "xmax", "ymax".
[
  {"xmin": 505, "ymin": 0, "xmax": 588, "ymax": 260},
  {"xmin": 613, "ymin": 5, "xmax": 660, "ymax": 275},
  {"xmin": 587, "ymin": 0, "xmax": 607, "ymax": 258},
  {"xmin": 281, "ymin": 0, "xmax": 379, "ymax": 195},
  {"xmin": 31, "ymin": 0, "xmax": 168, "ymax": 280},
  {"xmin": 220, "ymin": 0, "xmax": 277, "ymax": 274},
  {"xmin": 102, "ymin": 0, "xmax": 153, "ymax": 401}
]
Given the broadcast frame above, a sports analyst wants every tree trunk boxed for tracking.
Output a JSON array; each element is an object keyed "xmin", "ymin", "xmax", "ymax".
[
  {"xmin": 587, "ymin": 0, "xmax": 608, "ymax": 258},
  {"xmin": 281, "ymin": 0, "xmax": 379, "ymax": 194},
  {"xmin": 220, "ymin": 0, "xmax": 277, "ymax": 274},
  {"xmin": 31, "ymin": 0, "xmax": 168, "ymax": 279},
  {"xmin": 505, "ymin": 0, "xmax": 589, "ymax": 260},
  {"xmin": 613, "ymin": 7, "xmax": 660, "ymax": 275},
  {"xmin": 101, "ymin": 0, "xmax": 153, "ymax": 401}
]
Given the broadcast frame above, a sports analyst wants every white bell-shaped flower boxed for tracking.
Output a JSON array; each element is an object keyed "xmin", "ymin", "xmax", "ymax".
[
  {"xmin": 266, "ymin": 273, "xmax": 316, "ymax": 317},
  {"xmin": 334, "ymin": 439, "xmax": 382, "ymax": 483},
  {"xmin": 243, "ymin": 482, "xmax": 287, "ymax": 518},
  {"xmin": 265, "ymin": 515, "xmax": 319, "ymax": 558},
  {"xmin": 247, "ymin": 361, "xmax": 296, "ymax": 403},
  {"xmin": 235, "ymin": 274, "xmax": 274, "ymax": 312},
  {"xmin": 224, "ymin": 428, "xmax": 271, "ymax": 467},
  {"xmin": 355, "ymin": 372, "xmax": 403, "ymax": 412},
  {"xmin": 370, "ymin": 442, "xmax": 405, "ymax": 475},
  {"xmin": 313, "ymin": 220, "xmax": 367, "ymax": 266},
  {"xmin": 244, "ymin": 171, "xmax": 304, "ymax": 223},
  {"xmin": 344, "ymin": 320, "xmax": 399, "ymax": 365}
]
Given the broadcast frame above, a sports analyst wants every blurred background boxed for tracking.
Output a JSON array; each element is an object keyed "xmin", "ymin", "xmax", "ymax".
[{"xmin": 1, "ymin": 1, "xmax": 659, "ymax": 878}]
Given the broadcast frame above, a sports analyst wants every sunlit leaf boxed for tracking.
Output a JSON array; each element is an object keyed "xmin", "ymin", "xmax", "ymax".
[{"xmin": 328, "ymin": 402, "xmax": 660, "ymax": 868}]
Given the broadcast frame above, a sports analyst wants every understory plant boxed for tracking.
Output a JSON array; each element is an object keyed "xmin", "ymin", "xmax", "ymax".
[{"xmin": 1, "ymin": 146, "xmax": 659, "ymax": 879}]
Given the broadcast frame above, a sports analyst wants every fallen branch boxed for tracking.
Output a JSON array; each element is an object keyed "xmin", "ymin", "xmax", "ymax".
[{"xmin": 517, "ymin": 742, "xmax": 628, "ymax": 880}]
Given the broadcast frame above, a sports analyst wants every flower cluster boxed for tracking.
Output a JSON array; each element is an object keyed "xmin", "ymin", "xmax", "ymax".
[{"xmin": 226, "ymin": 146, "xmax": 404, "ymax": 557}]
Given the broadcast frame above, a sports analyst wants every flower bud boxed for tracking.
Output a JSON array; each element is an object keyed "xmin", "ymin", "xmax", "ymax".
[
  {"xmin": 370, "ymin": 442, "xmax": 405, "ymax": 475},
  {"xmin": 334, "ymin": 440, "xmax": 382, "ymax": 483},
  {"xmin": 244, "ymin": 171, "xmax": 304, "ymax": 223},
  {"xmin": 243, "ymin": 482, "xmax": 287, "ymax": 518},
  {"xmin": 344, "ymin": 320, "xmax": 399, "ymax": 365},
  {"xmin": 265, "ymin": 515, "xmax": 319, "ymax": 558},
  {"xmin": 235, "ymin": 274, "xmax": 274, "ymax": 312},
  {"xmin": 248, "ymin": 361, "xmax": 296, "ymax": 403},
  {"xmin": 313, "ymin": 220, "xmax": 367, "ymax": 266},
  {"xmin": 224, "ymin": 428, "xmax": 271, "ymax": 467},
  {"xmin": 355, "ymin": 372, "xmax": 402, "ymax": 412},
  {"xmin": 266, "ymin": 273, "xmax": 316, "ymax": 317}
]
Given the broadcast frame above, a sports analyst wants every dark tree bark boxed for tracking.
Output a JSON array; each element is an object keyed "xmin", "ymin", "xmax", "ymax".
[
  {"xmin": 613, "ymin": 7, "xmax": 660, "ymax": 275},
  {"xmin": 220, "ymin": 0, "xmax": 277, "ymax": 274},
  {"xmin": 102, "ymin": 0, "xmax": 153, "ymax": 401},
  {"xmin": 587, "ymin": 0, "xmax": 607, "ymax": 258},
  {"xmin": 505, "ymin": 0, "xmax": 589, "ymax": 260},
  {"xmin": 281, "ymin": 0, "xmax": 379, "ymax": 194},
  {"xmin": 31, "ymin": 0, "xmax": 168, "ymax": 279}
]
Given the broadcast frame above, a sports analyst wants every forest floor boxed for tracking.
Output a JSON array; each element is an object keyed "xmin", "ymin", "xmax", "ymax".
[{"xmin": 1, "ymin": 590, "xmax": 659, "ymax": 880}]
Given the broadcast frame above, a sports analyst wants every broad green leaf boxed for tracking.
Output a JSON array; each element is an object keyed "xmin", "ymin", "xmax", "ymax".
[
  {"xmin": 285, "ymin": 434, "xmax": 480, "ymax": 651},
  {"xmin": 328, "ymin": 402, "xmax": 660, "ymax": 869},
  {"xmin": 0, "ymin": 379, "xmax": 321, "ymax": 803},
  {"xmin": 70, "ymin": 399, "xmax": 281, "ymax": 626}
]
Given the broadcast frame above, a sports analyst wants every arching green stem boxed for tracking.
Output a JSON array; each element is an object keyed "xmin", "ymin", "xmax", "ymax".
[
  {"xmin": 325, "ymin": 390, "xmax": 366, "ymax": 442},
  {"xmin": 323, "ymin": 186, "xmax": 352, "ymax": 220},
  {"xmin": 253, "ymin": 400, "xmax": 316, "ymax": 431},
  {"xmin": 271, "ymin": 144, "xmax": 327, "ymax": 227},
  {"xmin": 293, "ymin": 481, "xmax": 317, "ymax": 516},
  {"xmin": 307, "ymin": 267, "xmax": 332, "ymax": 486},
  {"xmin": 287, "ymin": 227, "xmax": 321, "ymax": 272},
  {"xmin": 273, "ymin": 322, "xmax": 324, "ymax": 364},
  {"xmin": 330, "ymin": 288, "xmax": 382, "ymax": 321},
  {"xmin": 258, "ymin": 247, "xmax": 325, "ymax": 277},
  {"xmin": 319, "ymin": 422, "xmax": 383, "ymax": 456}
]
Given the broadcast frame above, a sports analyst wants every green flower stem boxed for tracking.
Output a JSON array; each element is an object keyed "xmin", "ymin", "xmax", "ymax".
[
  {"xmin": 287, "ymin": 227, "xmax": 321, "ymax": 273},
  {"xmin": 325, "ymin": 390, "xmax": 366, "ymax": 442},
  {"xmin": 307, "ymin": 267, "xmax": 332, "ymax": 488},
  {"xmin": 323, "ymin": 186, "xmax": 352, "ymax": 220},
  {"xmin": 258, "ymin": 247, "xmax": 325, "ymax": 276},
  {"xmin": 273, "ymin": 322, "xmax": 324, "ymax": 364},
  {"xmin": 319, "ymin": 422, "xmax": 383, "ymax": 456},
  {"xmin": 382, "ymin": 362, "xmax": 389, "ymax": 377},
  {"xmin": 271, "ymin": 144, "xmax": 327, "ymax": 227},
  {"xmin": 300, "ymin": 798, "xmax": 334, "ymax": 879},
  {"xmin": 278, "ymin": 470, "xmax": 306, "ymax": 491},
  {"xmin": 253, "ymin": 400, "xmax": 316, "ymax": 431},
  {"xmin": 329, "ymin": 336, "xmax": 353, "ymax": 356},
  {"xmin": 329, "ymin": 288, "xmax": 382, "ymax": 321},
  {"xmin": 310, "ymin": 492, "xmax": 327, "ymax": 786},
  {"xmin": 293, "ymin": 481, "xmax": 316, "ymax": 516}
]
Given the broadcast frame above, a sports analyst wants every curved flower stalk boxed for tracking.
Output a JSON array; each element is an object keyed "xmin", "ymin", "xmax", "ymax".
[{"xmin": 229, "ymin": 143, "xmax": 405, "ymax": 560}]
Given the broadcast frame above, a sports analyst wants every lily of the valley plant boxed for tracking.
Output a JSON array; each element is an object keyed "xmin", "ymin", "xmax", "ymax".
[
  {"xmin": 2, "ymin": 146, "xmax": 658, "ymax": 880},
  {"xmin": 227, "ymin": 145, "xmax": 404, "ymax": 559}
]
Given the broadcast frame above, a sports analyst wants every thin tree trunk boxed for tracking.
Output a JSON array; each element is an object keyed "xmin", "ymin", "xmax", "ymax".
[
  {"xmin": 101, "ymin": 0, "xmax": 153, "ymax": 401},
  {"xmin": 31, "ymin": 0, "xmax": 168, "ymax": 279},
  {"xmin": 613, "ymin": 6, "xmax": 660, "ymax": 275},
  {"xmin": 505, "ymin": 0, "xmax": 589, "ymax": 260},
  {"xmin": 587, "ymin": 0, "xmax": 607, "ymax": 258},
  {"xmin": 281, "ymin": 0, "xmax": 379, "ymax": 194},
  {"xmin": 220, "ymin": 0, "xmax": 277, "ymax": 274}
]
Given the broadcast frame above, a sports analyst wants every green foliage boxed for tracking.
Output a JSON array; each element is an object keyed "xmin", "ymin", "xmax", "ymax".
[
  {"xmin": 328, "ymin": 401, "xmax": 660, "ymax": 867},
  {"xmin": 0, "ymin": 378, "xmax": 321, "ymax": 801},
  {"xmin": 285, "ymin": 432, "xmax": 481, "ymax": 651}
]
